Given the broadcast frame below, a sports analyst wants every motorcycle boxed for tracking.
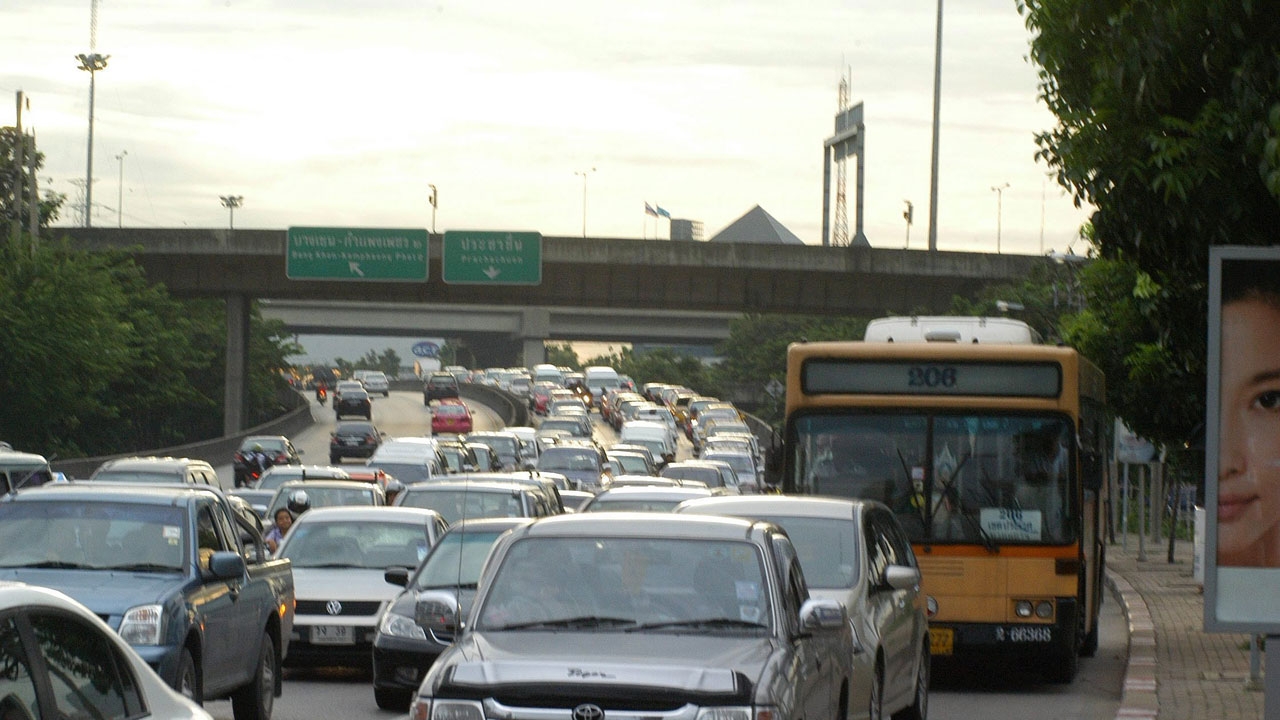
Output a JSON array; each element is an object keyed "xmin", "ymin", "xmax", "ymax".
[{"xmin": 316, "ymin": 386, "xmax": 328, "ymax": 405}]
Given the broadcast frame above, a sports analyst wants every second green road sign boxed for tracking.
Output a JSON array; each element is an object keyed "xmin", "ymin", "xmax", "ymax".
[
  {"xmin": 287, "ymin": 227, "xmax": 428, "ymax": 281},
  {"xmin": 442, "ymin": 231, "xmax": 542, "ymax": 285}
]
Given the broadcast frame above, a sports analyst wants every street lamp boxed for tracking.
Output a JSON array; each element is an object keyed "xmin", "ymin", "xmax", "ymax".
[
  {"xmin": 926, "ymin": 0, "xmax": 943, "ymax": 251},
  {"xmin": 574, "ymin": 167, "xmax": 596, "ymax": 238},
  {"xmin": 219, "ymin": 195, "xmax": 244, "ymax": 230},
  {"xmin": 991, "ymin": 182, "xmax": 1010, "ymax": 253},
  {"xmin": 428, "ymin": 184, "xmax": 438, "ymax": 234},
  {"xmin": 903, "ymin": 200, "xmax": 914, "ymax": 249},
  {"xmin": 76, "ymin": 52, "xmax": 110, "ymax": 228},
  {"xmin": 115, "ymin": 150, "xmax": 127, "ymax": 228}
]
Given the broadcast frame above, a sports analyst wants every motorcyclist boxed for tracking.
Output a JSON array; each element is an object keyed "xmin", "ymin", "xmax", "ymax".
[
  {"xmin": 315, "ymin": 380, "xmax": 328, "ymax": 404},
  {"xmin": 246, "ymin": 443, "xmax": 271, "ymax": 485}
]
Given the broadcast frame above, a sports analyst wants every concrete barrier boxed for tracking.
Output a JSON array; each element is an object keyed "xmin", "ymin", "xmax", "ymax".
[{"xmin": 51, "ymin": 387, "xmax": 311, "ymax": 479}]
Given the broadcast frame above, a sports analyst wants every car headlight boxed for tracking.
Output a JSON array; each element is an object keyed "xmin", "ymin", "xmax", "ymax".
[
  {"xmin": 119, "ymin": 604, "xmax": 164, "ymax": 645},
  {"xmin": 379, "ymin": 610, "xmax": 427, "ymax": 640},
  {"xmin": 429, "ymin": 699, "xmax": 484, "ymax": 720}
]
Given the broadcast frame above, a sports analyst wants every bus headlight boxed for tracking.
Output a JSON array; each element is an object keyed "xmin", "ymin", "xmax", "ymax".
[
  {"xmin": 1035, "ymin": 601, "xmax": 1054, "ymax": 619},
  {"xmin": 1014, "ymin": 600, "xmax": 1033, "ymax": 618}
]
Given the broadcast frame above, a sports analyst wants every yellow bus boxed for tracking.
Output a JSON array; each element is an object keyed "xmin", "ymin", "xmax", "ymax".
[{"xmin": 780, "ymin": 321, "xmax": 1107, "ymax": 682}]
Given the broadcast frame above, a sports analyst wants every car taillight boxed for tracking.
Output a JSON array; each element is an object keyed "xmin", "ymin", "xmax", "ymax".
[
  {"xmin": 274, "ymin": 453, "xmax": 287, "ymax": 462},
  {"xmin": 366, "ymin": 435, "xmax": 376, "ymax": 442},
  {"xmin": 234, "ymin": 452, "xmax": 244, "ymax": 462}
]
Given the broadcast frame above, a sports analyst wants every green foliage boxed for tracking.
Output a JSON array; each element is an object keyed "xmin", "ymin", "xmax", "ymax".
[
  {"xmin": 1, "ymin": 126, "xmax": 65, "ymax": 228},
  {"xmin": 1017, "ymin": 0, "xmax": 1280, "ymax": 445},
  {"xmin": 334, "ymin": 348, "xmax": 402, "ymax": 379},
  {"xmin": 544, "ymin": 343, "xmax": 580, "ymax": 370},
  {"xmin": 0, "ymin": 231, "xmax": 298, "ymax": 457},
  {"xmin": 585, "ymin": 347, "xmax": 722, "ymax": 400}
]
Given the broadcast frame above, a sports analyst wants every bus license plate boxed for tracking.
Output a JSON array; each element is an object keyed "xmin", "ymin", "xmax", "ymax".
[
  {"xmin": 312, "ymin": 625, "xmax": 354, "ymax": 645},
  {"xmin": 929, "ymin": 628, "xmax": 953, "ymax": 656}
]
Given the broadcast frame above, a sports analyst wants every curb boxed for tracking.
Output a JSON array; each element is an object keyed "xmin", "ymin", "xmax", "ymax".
[{"xmin": 1106, "ymin": 569, "xmax": 1159, "ymax": 719}]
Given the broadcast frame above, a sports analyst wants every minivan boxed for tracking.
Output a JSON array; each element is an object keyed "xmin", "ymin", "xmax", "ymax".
[
  {"xmin": 619, "ymin": 420, "xmax": 677, "ymax": 466},
  {"xmin": 582, "ymin": 366, "xmax": 621, "ymax": 408}
]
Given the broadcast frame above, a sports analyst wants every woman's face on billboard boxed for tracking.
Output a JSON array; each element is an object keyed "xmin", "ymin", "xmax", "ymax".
[{"xmin": 1218, "ymin": 297, "xmax": 1280, "ymax": 566}]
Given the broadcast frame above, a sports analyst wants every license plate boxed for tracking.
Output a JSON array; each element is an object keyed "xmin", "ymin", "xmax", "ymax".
[
  {"xmin": 929, "ymin": 628, "xmax": 954, "ymax": 656},
  {"xmin": 311, "ymin": 625, "xmax": 355, "ymax": 645}
]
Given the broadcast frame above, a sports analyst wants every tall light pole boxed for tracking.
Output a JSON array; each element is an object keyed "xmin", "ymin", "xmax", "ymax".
[
  {"xmin": 219, "ymin": 195, "xmax": 244, "ymax": 230},
  {"xmin": 926, "ymin": 0, "xmax": 944, "ymax": 251},
  {"xmin": 903, "ymin": 200, "xmax": 914, "ymax": 249},
  {"xmin": 991, "ymin": 182, "xmax": 1010, "ymax": 254},
  {"xmin": 574, "ymin": 167, "xmax": 596, "ymax": 238},
  {"xmin": 115, "ymin": 150, "xmax": 127, "ymax": 228},
  {"xmin": 428, "ymin": 184, "xmax": 438, "ymax": 234},
  {"xmin": 76, "ymin": 52, "xmax": 109, "ymax": 228}
]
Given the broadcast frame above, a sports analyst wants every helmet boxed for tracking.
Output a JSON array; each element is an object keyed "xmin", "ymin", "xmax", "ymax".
[
  {"xmin": 252, "ymin": 443, "xmax": 264, "ymax": 452},
  {"xmin": 286, "ymin": 489, "xmax": 311, "ymax": 515}
]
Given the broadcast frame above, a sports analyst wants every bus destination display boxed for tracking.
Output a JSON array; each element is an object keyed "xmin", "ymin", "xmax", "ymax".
[{"xmin": 802, "ymin": 359, "xmax": 1062, "ymax": 398}]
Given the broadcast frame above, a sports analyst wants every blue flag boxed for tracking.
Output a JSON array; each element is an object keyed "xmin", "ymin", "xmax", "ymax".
[{"xmin": 656, "ymin": 206, "xmax": 671, "ymax": 218}]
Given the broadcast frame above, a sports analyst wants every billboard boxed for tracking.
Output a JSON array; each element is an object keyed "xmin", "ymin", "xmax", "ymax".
[{"xmin": 1204, "ymin": 246, "xmax": 1280, "ymax": 632}]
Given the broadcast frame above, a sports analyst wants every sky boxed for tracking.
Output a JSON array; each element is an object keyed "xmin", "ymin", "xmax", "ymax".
[{"xmin": 4, "ymin": 0, "xmax": 1094, "ymax": 255}]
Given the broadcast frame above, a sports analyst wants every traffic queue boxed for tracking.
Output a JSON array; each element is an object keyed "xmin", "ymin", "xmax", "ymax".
[{"xmin": 0, "ymin": 363, "xmax": 929, "ymax": 720}]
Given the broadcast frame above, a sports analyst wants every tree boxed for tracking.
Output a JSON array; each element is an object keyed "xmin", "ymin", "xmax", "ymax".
[
  {"xmin": 586, "ymin": 346, "xmax": 721, "ymax": 400},
  {"xmin": 544, "ymin": 343, "xmax": 580, "ymax": 370},
  {"xmin": 1017, "ymin": 0, "xmax": 1280, "ymax": 445},
  {"xmin": 1, "ymin": 127, "xmax": 65, "ymax": 230},
  {"xmin": 0, "ymin": 231, "xmax": 299, "ymax": 457}
]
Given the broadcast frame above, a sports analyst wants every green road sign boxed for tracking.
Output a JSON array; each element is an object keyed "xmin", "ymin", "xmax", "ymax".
[
  {"xmin": 286, "ymin": 227, "xmax": 428, "ymax": 281},
  {"xmin": 443, "ymin": 231, "xmax": 542, "ymax": 285}
]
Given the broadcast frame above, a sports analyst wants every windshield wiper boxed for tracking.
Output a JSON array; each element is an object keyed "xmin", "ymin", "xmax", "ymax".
[
  {"xmin": 628, "ymin": 617, "xmax": 768, "ymax": 632},
  {"xmin": 101, "ymin": 563, "xmax": 181, "ymax": 573},
  {"xmin": 489, "ymin": 616, "xmax": 637, "ymax": 631},
  {"xmin": 300, "ymin": 562, "xmax": 360, "ymax": 569},
  {"xmin": 3, "ymin": 561, "xmax": 95, "ymax": 570}
]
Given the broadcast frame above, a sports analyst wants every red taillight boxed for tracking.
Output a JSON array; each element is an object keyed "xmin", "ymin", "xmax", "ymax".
[
  {"xmin": 234, "ymin": 452, "xmax": 245, "ymax": 462},
  {"xmin": 366, "ymin": 435, "xmax": 376, "ymax": 442},
  {"xmin": 274, "ymin": 453, "xmax": 287, "ymax": 463}
]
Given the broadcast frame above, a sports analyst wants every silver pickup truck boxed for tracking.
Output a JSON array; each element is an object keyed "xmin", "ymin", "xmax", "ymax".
[{"xmin": 411, "ymin": 512, "xmax": 853, "ymax": 720}]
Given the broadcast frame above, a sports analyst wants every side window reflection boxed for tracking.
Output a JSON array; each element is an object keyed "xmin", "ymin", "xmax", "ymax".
[{"xmin": 30, "ymin": 612, "xmax": 143, "ymax": 720}]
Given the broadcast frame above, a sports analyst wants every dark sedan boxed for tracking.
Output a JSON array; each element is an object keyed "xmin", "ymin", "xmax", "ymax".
[
  {"xmin": 372, "ymin": 517, "xmax": 533, "ymax": 710},
  {"xmin": 330, "ymin": 420, "xmax": 384, "ymax": 463},
  {"xmin": 335, "ymin": 388, "xmax": 372, "ymax": 419}
]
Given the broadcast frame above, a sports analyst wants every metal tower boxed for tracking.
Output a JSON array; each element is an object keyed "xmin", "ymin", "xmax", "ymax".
[{"xmin": 832, "ymin": 73, "xmax": 850, "ymax": 247}]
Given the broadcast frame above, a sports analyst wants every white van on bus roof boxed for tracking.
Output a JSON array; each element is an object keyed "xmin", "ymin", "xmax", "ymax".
[{"xmin": 863, "ymin": 316, "xmax": 1041, "ymax": 344}]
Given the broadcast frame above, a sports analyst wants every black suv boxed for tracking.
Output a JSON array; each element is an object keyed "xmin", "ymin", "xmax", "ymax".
[
  {"xmin": 335, "ymin": 388, "xmax": 373, "ymax": 420},
  {"xmin": 423, "ymin": 372, "xmax": 460, "ymax": 404}
]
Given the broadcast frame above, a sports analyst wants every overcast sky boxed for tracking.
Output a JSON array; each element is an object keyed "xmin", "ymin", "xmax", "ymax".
[{"xmin": 5, "ymin": 0, "xmax": 1093, "ymax": 255}]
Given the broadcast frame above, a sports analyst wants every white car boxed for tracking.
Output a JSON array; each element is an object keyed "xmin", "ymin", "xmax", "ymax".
[
  {"xmin": 275, "ymin": 506, "xmax": 449, "ymax": 668},
  {"xmin": 0, "ymin": 582, "xmax": 213, "ymax": 720},
  {"xmin": 362, "ymin": 371, "xmax": 390, "ymax": 397},
  {"xmin": 675, "ymin": 495, "xmax": 930, "ymax": 720}
]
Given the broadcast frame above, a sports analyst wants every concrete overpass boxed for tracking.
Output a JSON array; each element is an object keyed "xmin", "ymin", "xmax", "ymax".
[{"xmin": 62, "ymin": 228, "xmax": 1049, "ymax": 432}]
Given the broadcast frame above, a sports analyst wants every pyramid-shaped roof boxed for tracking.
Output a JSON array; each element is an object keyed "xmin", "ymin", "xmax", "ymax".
[{"xmin": 708, "ymin": 205, "xmax": 805, "ymax": 245}]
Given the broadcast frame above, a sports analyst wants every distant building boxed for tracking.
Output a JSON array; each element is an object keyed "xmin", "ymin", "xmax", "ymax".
[
  {"xmin": 708, "ymin": 205, "xmax": 805, "ymax": 245},
  {"xmin": 670, "ymin": 218, "xmax": 704, "ymax": 241}
]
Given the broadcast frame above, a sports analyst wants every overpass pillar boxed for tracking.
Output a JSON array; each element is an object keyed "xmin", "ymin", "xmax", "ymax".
[
  {"xmin": 519, "ymin": 308, "xmax": 550, "ymax": 367},
  {"xmin": 223, "ymin": 294, "xmax": 250, "ymax": 436}
]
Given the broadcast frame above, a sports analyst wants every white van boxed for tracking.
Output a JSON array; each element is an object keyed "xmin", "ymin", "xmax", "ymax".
[
  {"xmin": 863, "ymin": 316, "xmax": 1041, "ymax": 344},
  {"xmin": 582, "ymin": 366, "xmax": 621, "ymax": 408},
  {"xmin": 620, "ymin": 420, "xmax": 677, "ymax": 465},
  {"xmin": 531, "ymin": 364, "xmax": 564, "ymax": 386}
]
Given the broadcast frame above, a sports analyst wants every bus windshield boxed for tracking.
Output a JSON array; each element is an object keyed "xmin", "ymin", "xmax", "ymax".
[{"xmin": 789, "ymin": 412, "xmax": 1075, "ymax": 545}]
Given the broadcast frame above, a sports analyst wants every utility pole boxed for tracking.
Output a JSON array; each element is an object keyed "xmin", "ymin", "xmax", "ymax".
[
  {"xmin": 927, "ymin": 0, "xmax": 944, "ymax": 251},
  {"xmin": 115, "ymin": 150, "xmax": 127, "ymax": 228},
  {"xmin": 574, "ymin": 168, "xmax": 596, "ymax": 238},
  {"xmin": 903, "ymin": 200, "xmax": 913, "ymax": 249},
  {"xmin": 428, "ymin": 184, "xmax": 438, "ymax": 234},
  {"xmin": 991, "ymin": 182, "xmax": 1009, "ymax": 253},
  {"xmin": 12, "ymin": 92, "xmax": 23, "ymax": 245}
]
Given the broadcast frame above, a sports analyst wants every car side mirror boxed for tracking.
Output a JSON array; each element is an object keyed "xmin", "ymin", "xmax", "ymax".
[
  {"xmin": 415, "ymin": 590, "xmax": 462, "ymax": 639},
  {"xmin": 384, "ymin": 567, "xmax": 411, "ymax": 588}
]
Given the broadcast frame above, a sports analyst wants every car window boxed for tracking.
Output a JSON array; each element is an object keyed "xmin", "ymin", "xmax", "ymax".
[
  {"xmin": 30, "ymin": 610, "xmax": 146, "ymax": 720},
  {"xmin": 0, "ymin": 615, "xmax": 41, "ymax": 720}
]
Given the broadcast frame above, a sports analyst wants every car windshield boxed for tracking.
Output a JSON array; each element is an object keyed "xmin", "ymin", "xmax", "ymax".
[
  {"xmin": 477, "ymin": 537, "xmax": 770, "ymax": 632},
  {"xmin": 280, "ymin": 520, "xmax": 430, "ymax": 569},
  {"xmin": 613, "ymin": 455, "xmax": 651, "ymax": 474},
  {"xmin": 90, "ymin": 470, "xmax": 181, "ymax": 483},
  {"xmin": 268, "ymin": 486, "xmax": 376, "ymax": 518},
  {"xmin": 413, "ymin": 529, "xmax": 507, "ymax": 590},
  {"xmin": 0, "ymin": 502, "xmax": 186, "ymax": 571},
  {"xmin": 242, "ymin": 439, "xmax": 286, "ymax": 453},
  {"xmin": 336, "ymin": 423, "xmax": 375, "ymax": 436},
  {"xmin": 367, "ymin": 462, "xmax": 433, "ymax": 483},
  {"xmin": 538, "ymin": 449, "xmax": 598, "ymax": 472},
  {"xmin": 435, "ymin": 404, "xmax": 468, "ymax": 417},
  {"xmin": 398, "ymin": 488, "xmax": 525, "ymax": 524},
  {"xmin": 705, "ymin": 454, "xmax": 754, "ymax": 473}
]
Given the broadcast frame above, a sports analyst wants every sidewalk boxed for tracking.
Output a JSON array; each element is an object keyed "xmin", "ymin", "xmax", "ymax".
[{"xmin": 1107, "ymin": 532, "xmax": 1264, "ymax": 719}]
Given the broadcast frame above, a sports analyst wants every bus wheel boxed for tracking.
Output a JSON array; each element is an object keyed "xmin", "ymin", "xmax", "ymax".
[{"xmin": 1046, "ymin": 609, "xmax": 1082, "ymax": 683}]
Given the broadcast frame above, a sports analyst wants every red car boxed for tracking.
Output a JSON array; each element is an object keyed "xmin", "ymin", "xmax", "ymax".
[{"xmin": 431, "ymin": 400, "xmax": 473, "ymax": 435}]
